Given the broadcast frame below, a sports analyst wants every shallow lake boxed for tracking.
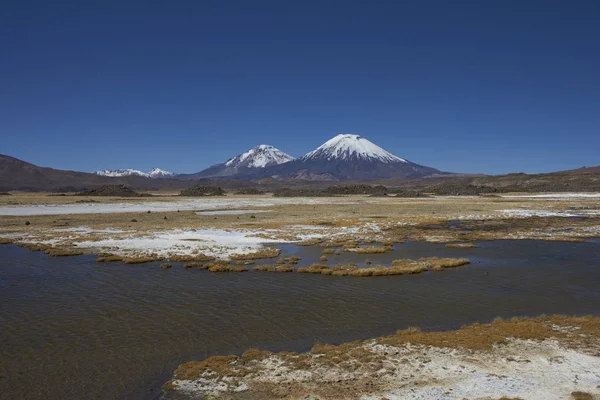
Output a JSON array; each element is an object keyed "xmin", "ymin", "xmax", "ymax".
[{"xmin": 1, "ymin": 239, "xmax": 599, "ymax": 399}]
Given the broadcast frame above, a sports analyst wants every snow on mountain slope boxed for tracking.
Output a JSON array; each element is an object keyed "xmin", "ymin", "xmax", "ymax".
[
  {"xmin": 189, "ymin": 145, "xmax": 295, "ymax": 178},
  {"xmin": 256, "ymin": 133, "xmax": 441, "ymax": 180},
  {"xmin": 94, "ymin": 168, "xmax": 175, "ymax": 178},
  {"xmin": 147, "ymin": 168, "xmax": 175, "ymax": 178},
  {"xmin": 302, "ymin": 134, "xmax": 407, "ymax": 163},
  {"xmin": 225, "ymin": 145, "xmax": 295, "ymax": 168}
]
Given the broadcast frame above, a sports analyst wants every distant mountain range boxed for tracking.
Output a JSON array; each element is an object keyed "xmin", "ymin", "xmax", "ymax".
[
  {"xmin": 2, "ymin": 133, "xmax": 599, "ymax": 192},
  {"xmin": 94, "ymin": 168, "xmax": 175, "ymax": 178},
  {"xmin": 184, "ymin": 134, "xmax": 440, "ymax": 180}
]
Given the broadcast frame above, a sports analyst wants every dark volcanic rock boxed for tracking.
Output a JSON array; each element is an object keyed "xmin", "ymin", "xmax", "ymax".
[
  {"xmin": 76, "ymin": 185, "xmax": 146, "ymax": 197},
  {"xmin": 235, "ymin": 188, "xmax": 265, "ymax": 195},
  {"xmin": 179, "ymin": 186, "xmax": 225, "ymax": 196}
]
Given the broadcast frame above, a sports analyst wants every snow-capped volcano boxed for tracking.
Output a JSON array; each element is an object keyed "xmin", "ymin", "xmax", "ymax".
[
  {"xmin": 225, "ymin": 144, "xmax": 294, "ymax": 169},
  {"xmin": 302, "ymin": 134, "xmax": 407, "ymax": 163},
  {"xmin": 257, "ymin": 133, "xmax": 441, "ymax": 181},
  {"xmin": 189, "ymin": 145, "xmax": 295, "ymax": 178},
  {"xmin": 94, "ymin": 168, "xmax": 175, "ymax": 178}
]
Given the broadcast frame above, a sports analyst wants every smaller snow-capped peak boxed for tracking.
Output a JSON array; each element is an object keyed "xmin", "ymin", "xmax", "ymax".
[
  {"xmin": 94, "ymin": 169, "xmax": 147, "ymax": 177},
  {"xmin": 302, "ymin": 134, "xmax": 407, "ymax": 164},
  {"xmin": 147, "ymin": 168, "xmax": 175, "ymax": 178},
  {"xmin": 224, "ymin": 144, "xmax": 294, "ymax": 168},
  {"xmin": 94, "ymin": 168, "xmax": 175, "ymax": 178}
]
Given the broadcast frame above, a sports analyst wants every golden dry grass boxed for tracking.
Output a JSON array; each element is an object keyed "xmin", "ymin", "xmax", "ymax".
[
  {"xmin": 571, "ymin": 392, "xmax": 594, "ymax": 400},
  {"xmin": 322, "ymin": 248, "xmax": 335, "ymax": 255},
  {"xmin": 345, "ymin": 244, "xmax": 393, "ymax": 254},
  {"xmin": 419, "ymin": 257, "xmax": 470, "ymax": 271},
  {"xmin": 170, "ymin": 254, "xmax": 215, "ymax": 262},
  {"xmin": 160, "ymin": 263, "xmax": 172, "ymax": 269},
  {"xmin": 183, "ymin": 261, "xmax": 204, "ymax": 268},
  {"xmin": 446, "ymin": 242, "xmax": 478, "ymax": 248},
  {"xmin": 0, "ymin": 238, "xmax": 13, "ymax": 244},
  {"xmin": 122, "ymin": 257, "xmax": 161, "ymax": 264},
  {"xmin": 253, "ymin": 265, "xmax": 294, "ymax": 272},
  {"xmin": 229, "ymin": 248, "xmax": 280, "ymax": 260},
  {"xmin": 319, "ymin": 255, "xmax": 328, "ymax": 262},
  {"xmin": 207, "ymin": 265, "xmax": 248, "ymax": 272},
  {"xmin": 297, "ymin": 263, "xmax": 330, "ymax": 273},
  {"xmin": 44, "ymin": 248, "xmax": 84, "ymax": 257},
  {"xmin": 95, "ymin": 254, "xmax": 123, "ymax": 262},
  {"xmin": 296, "ymin": 238, "xmax": 324, "ymax": 246},
  {"xmin": 380, "ymin": 315, "xmax": 600, "ymax": 351}
]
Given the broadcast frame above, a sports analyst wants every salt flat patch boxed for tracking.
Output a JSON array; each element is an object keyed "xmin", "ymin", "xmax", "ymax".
[
  {"xmin": 195, "ymin": 209, "xmax": 271, "ymax": 215},
  {"xmin": 501, "ymin": 193, "xmax": 600, "ymax": 198},
  {"xmin": 74, "ymin": 228, "xmax": 288, "ymax": 259},
  {"xmin": 50, "ymin": 227, "xmax": 127, "ymax": 234},
  {"xmin": 0, "ymin": 197, "xmax": 353, "ymax": 216},
  {"xmin": 363, "ymin": 339, "xmax": 600, "ymax": 400},
  {"xmin": 500, "ymin": 209, "xmax": 600, "ymax": 218}
]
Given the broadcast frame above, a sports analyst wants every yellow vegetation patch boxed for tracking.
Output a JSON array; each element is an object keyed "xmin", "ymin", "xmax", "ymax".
[
  {"xmin": 345, "ymin": 244, "xmax": 393, "ymax": 254},
  {"xmin": 253, "ymin": 265, "xmax": 295, "ymax": 272},
  {"xmin": 207, "ymin": 265, "xmax": 248, "ymax": 272},
  {"xmin": 96, "ymin": 254, "xmax": 123, "ymax": 262},
  {"xmin": 419, "ymin": 257, "xmax": 470, "ymax": 271},
  {"xmin": 170, "ymin": 254, "xmax": 215, "ymax": 262},
  {"xmin": 380, "ymin": 315, "xmax": 600, "ymax": 351},
  {"xmin": 297, "ymin": 263, "xmax": 330, "ymax": 274},
  {"xmin": 45, "ymin": 248, "xmax": 84, "ymax": 257},
  {"xmin": 446, "ymin": 242, "xmax": 478, "ymax": 248},
  {"xmin": 160, "ymin": 263, "xmax": 172, "ymax": 269},
  {"xmin": 229, "ymin": 248, "xmax": 281, "ymax": 260},
  {"xmin": 296, "ymin": 237, "xmax": 324, "ymax": 246},
  {"xmin": 122, "ymin": 257, "xmax": 161, "ymax": 264}
]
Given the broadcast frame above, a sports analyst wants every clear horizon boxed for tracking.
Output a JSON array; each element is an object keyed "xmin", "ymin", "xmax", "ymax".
[{"xmin": 2, "ymin": 1, "xmax": 599, "ymax": 175}]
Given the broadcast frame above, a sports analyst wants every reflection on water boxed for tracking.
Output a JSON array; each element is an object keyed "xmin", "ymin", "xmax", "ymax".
[{"xmin": 0, "ymin": 240, "xmax": 599, "ymax": 399}]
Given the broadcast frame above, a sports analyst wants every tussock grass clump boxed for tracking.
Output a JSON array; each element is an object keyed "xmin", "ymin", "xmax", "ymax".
[
  {"xmin": 288, "ymin": 256, "xmax": 301, "ymax": 264},
  {"xmin": 45, "ymin": 248, "xmax": 84, "ymax": 257},
  {"xmin": 345, "ymin": 244, "xmax": 393, "ymax": 254},
  {"xmin": 18, "ymin": 242, "xmax": 51, "ymax": 252},
  {"xmin": 123, "ymin": 257, "xmax": 160, "ymax": 264},
  {"xmin": 571, "ymin": 392, "xmax": 594, "ymax": 400},
  {"xmin": 96, "ymin": 254, "xmax": 123, "ymax": 262},
  {"xmin": 230, "ymin": 248, "xmax": 280, "ymax": 260},
  {"xmin": 170, "ymin": 254, "xmax": 215, "ymax": 262},
  {"xmin": 253, "ymin": 265, "xmax": 294, "ymax": 272},
  {"xmin": 322, "ymin": 248, "xmax": 335, "ymax": 255},
  {"xmin": 296, "ymin": 238, "xmax": 323, "ymax": 246},
  {"xmin": 380, "ymin": 315, "xmax": 600, "ymax": 351},
  {"xmin": 160, "ymin": 263, "xmax": 172, "ymax": 269},
  {"xmin": 173, "ymin": 356, "xmax": 240, "ymax": 380},
  {"xmin": 298, "ymin": 263, "xmax": 330, "ymax": 274},
  {"xmin": 320, "ymin": 239, "xmax": 358, "ymax": 248},
  {"xmin": 446, "ymin": 242, "xmax": 478, "ymax": 249},
  {"xmin": 419, "ymin": 257, "xmax": 470, "ymax": 271},
  {"xmin": 183, "ymin": 261, "xmax": 204, "ymax": 268},
  {"xmin": 207, "ymin": 265, "xmax": 248, "ymax": 272},
  {"xmin": 348, "ymin": 263, "xmax": 429, "ymax": 277},
  {"xmin": 322, "ymin": 264, "xmax": 359, "ymax": 276},
  {"xmin": 319, "ymin": 255, "xmax": 328, "ymax": 262}
]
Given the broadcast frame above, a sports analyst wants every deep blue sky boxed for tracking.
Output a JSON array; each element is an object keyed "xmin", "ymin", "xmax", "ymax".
[{"xmin": 2, "ymin": 1, "xmax": 599, "ymax": 175}]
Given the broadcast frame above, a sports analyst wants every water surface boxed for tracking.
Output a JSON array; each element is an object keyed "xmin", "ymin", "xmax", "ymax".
[{"xmin": 1, "ymin": 240, "xmax": 599, "ymax": 399}]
